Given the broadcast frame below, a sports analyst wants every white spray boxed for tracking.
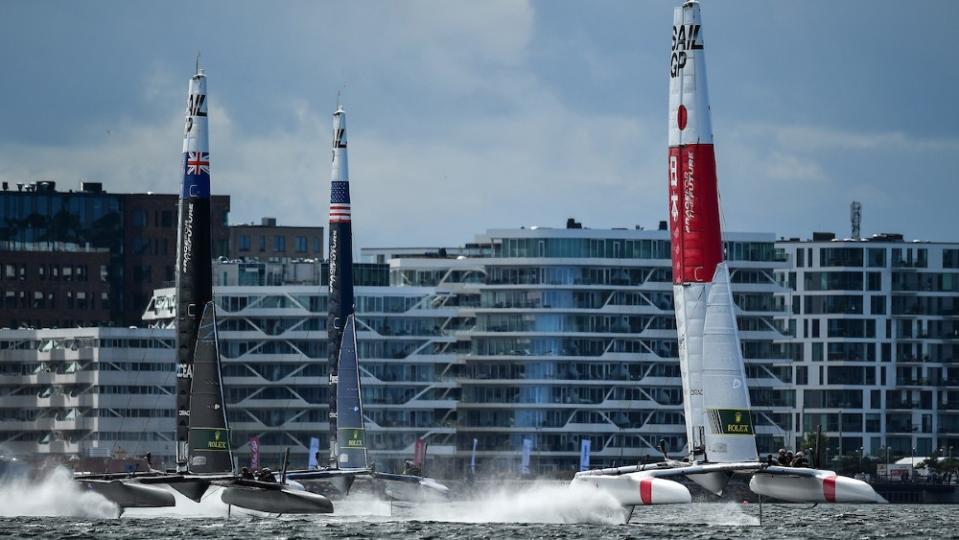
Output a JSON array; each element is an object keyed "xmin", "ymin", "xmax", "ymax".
[
  {"xmin": 407, "ymin": 481, "xmax": 624, "ymax": 524},
  {"xmin": 0, "ymin": 467, "xmax": 118, "ymax": 518}
]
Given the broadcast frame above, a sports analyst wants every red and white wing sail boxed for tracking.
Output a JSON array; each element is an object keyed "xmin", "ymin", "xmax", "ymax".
[{"xmin": 668, "ymin": 1, "xmax": 756, "ymax": 466}]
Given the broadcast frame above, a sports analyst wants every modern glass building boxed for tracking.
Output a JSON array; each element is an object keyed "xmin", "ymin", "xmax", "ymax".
[
  {"xmin": 369, "ymin": 224, "xmax": 792, "ymax": 474},
  {"xmin": 776, "ymin": 232, "xmax": 959, "ymax": 460}
]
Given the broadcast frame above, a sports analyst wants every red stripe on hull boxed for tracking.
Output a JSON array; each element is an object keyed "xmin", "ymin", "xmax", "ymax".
[
  {"xmin": 667, "ymin": 144, "xmax": 722, "ymax": 284},
  {"xmin": 640, "ymin": 477, "xmax": 653, "ymax": 505},
  {"xmin": 823, "ymin": 475, "xmax": 837, "ymax": 502}
]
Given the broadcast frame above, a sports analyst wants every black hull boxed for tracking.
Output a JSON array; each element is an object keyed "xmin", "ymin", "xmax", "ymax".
[
  {"xmin": 222, "ymin": 485, "xmax": 333, "ymax": 514},
  {"xmin": 78, "ymin": 479, "xmax": 176, "ymax": 509}
]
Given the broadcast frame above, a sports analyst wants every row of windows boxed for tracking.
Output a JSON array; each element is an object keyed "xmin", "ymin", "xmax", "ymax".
[
  {"xmin": 1, "ymin": 290, "xmax": 109, "ymax": 311},
  {"xmin": 0, "ymin": 338, "xmax": 174, "ymax": 351},
  {"xmin": 236, "ymin": 234, "xmax": 321, "ymax": 254},
  {"xmin": 2, "ymin": 263, "xmax": 106, "ymax": 282}
]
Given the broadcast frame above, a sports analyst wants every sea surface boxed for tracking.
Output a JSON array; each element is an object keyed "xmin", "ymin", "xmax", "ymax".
[
  {"xmin": 2, "ymin": 503, "xmax": 957, "ymax": 539},
  {"xmin": 0, "ymin": 472, "xmax": 955, "ymax": 539}
]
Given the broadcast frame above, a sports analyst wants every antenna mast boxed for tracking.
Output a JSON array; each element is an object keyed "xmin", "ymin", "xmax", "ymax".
[{"xmin": 850, "ymin": 201, "xmax": 862, "ymax": 240}]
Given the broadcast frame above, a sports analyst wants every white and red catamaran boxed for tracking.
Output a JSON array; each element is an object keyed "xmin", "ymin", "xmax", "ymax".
[{"xmin": 572, "ymin": 1, "xmax": 884, "ymax": 515}]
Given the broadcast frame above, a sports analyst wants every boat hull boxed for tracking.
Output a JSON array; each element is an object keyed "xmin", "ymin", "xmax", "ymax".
[
  {"xmin": 749, "ymin": 470, "xmax": 886, "ymax": 503},
  {"xmin": 78, "ymin": 479, "xmax": 176, "ymax": 509},
  {"xmin": 221, "ymin": 485, "xmax": 333, "ymax": 514},
  {"xmin": 571, "ymin": 473, "xmax": 691, "ymax": 506}
]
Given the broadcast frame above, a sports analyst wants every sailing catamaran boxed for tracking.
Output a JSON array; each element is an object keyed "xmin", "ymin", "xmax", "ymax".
[
  {"xmin": 571, "ymin": 1, "xmax": 885, "ymax": 513},
  {"xmin": 280, "ymin": 106, "xmax": 448, "ymax": 500},
  {"xmin": 75, "ymin": 64, "xmax": 332, "ymax": 515}
]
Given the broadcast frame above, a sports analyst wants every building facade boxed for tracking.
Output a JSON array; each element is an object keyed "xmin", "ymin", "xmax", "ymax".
[
  {"xmin": 0, "ymin": 327, "xmax": 176, "ymax": 466},
  {"xmin": 144, "ymin": 259, "xmax": 458, "ymax": 475},
  {"xmin": 776, "ymin": 233, "xmax": 959, "ymax": 461},
  {"xmin": 229, "ymin": 217, "xmax": 324, "ymax": 261},
  {"xmin": 0, "ymin": 180, "xmax": 229, "ymax": 327},
  {"xmin": 371, "ymin": 225, "xmax": 793, "ymax": 473}
]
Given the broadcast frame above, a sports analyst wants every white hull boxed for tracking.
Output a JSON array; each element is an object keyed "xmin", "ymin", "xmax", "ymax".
[
  {"xmin": 750, "ymin": 469, "xmax": 886, "ymax": 504},
  {"xmin": 571, "ymin": 472, "xmax": 691, "ymax": 506}
]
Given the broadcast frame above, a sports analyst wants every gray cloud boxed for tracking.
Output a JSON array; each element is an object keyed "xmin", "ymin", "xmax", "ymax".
[{"xmin": 0, "ymin": 0, "xmax": 956, "ymax": 248}]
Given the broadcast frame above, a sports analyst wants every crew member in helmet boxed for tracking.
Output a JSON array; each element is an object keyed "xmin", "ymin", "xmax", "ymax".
[
  {"xmin": 259, "ymin": 467, "xmax": 277, "ymax": 482},
  {"xmin": 777, "ymin": 448, "xmax": 790, "ymax": 466},
  {"xmin": 791, "ymin": 451, "xmax": 809, "ymax": 468}
]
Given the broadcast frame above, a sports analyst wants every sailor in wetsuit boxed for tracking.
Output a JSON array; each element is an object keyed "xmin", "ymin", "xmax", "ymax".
[
  {"xmin": 239, "ymin": 467, "xmax": 255, "ymax": 480},
  {"xmin": 790, "ymin": 451, "xmax": 809, "ymax": 468},
  {"xmin": 777, "ymin": 448, "xmax": 790, "ymax": 466},
  {"xmin": 258, "ymin": 467, "xmax": 277, "ymax": 483}
]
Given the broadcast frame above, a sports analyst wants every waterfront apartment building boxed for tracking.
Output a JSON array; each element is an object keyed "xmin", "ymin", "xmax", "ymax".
[
  {"xmin": 369, "ymin": 223, "xmax": 793, "ymax": 473},
  {"xmin": 775, "ymin": 232, "xmax": 959, "ymax": 460},
  {"xmin": 0, "ymin": 327, "xmax": 176, "ymax": 466},
  {"xmin": 143, "ymin": 259, "xmax": 458, "ymax": 475},
  {"xmin": 0, "ymin": 180, "xmax": 230, "ymax": 327}
]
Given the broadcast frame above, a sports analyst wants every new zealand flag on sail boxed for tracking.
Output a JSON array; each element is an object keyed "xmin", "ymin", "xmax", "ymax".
[{"xmin": 182, "ymin": 151, "xmax": 211, "ymax": 198}]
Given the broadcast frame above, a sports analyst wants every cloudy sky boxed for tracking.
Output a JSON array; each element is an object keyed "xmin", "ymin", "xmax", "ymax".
[{"xmin": 1, "ymin": 1, "xmax": 956, "ymax": 249}]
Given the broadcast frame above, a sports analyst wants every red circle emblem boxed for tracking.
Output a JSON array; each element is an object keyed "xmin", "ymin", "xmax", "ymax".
[{"xmin": 677, "ymin": 105, "xmax": 687, "ymax": 130}]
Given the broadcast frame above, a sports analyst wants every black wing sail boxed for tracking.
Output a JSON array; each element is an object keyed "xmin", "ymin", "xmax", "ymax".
[
  {"xmin": 187, "ymin": 301, "xmax": 234, "ymax": 474},
  {"xmin": 335, "ymin": 315, "xmax": 369, "ymax": 470}
]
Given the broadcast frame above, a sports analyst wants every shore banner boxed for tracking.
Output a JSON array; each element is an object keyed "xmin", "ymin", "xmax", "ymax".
[
  {"xmin": 249, "ymin": 436, "xmax": 260, "ymax": 469},
  {"xmin": 521, "ymin": 438, "xmax": 533, "ymax": 474},
  {"xmin": 414, "ymin": 437, "xmax": 427, "ymax": 467},
  {"xmin": 470, "ymin": 438, "xmax": 478, "ymax": 475},
  {"xmin": 579, "ymin": 439, "xmax": 591, "ymax": 471},
  {"xmin": 308, "ymin": 436, "xmax": 320, "ymax": 468}
]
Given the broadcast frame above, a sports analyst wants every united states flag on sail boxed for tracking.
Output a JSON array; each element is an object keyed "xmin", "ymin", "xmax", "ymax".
[{"xmin": 330, "ymin": 181, "xmax": 351, "ymax": 223}]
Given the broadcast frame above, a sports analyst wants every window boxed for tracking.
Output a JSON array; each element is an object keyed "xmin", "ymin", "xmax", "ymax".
[
  {"xmin": 313, "ymin": 237, "xmax": 322, "ymax": 254},
  {"xmin": 870, "ymin": 296, "xmax": 886, "ymax": 315},
  {"xmin": 867, "ymin": 272, "xmax": 881, "ymax": 291},
  {"xmin": 239, "ymin": 235, "xmax": 251, "ymax": 251},
  {"xmin": 945, "ymin": 249, "xmax": 959, "ymax": 269},
  {"xmin": 161, "ymin": 210, "xmax": 173, "ymax": 228},
  {"xmin": 131, "ymin": 209, "xmax": 147, "ymax": 227},
  {"xmin": 274, "ymin": 235, "xmax": 286, "ymax": 252},
  {"xmin": 296, "ymin": 236, "xmax": 307, "ymax": 253},
  {"xmin": 812, "ymin": 342, "xmax": 823, "ymax": 362},
  {"xmin": 258, "ymin": 236, "xmax": 266, "ymax": 252},
  {"xmin": 796, "ymin": 366, "xmax": 808, "ymax": 385},
  {"xmin": 868, "ymin": 248, "xmax": 885, "ymax": 267}
]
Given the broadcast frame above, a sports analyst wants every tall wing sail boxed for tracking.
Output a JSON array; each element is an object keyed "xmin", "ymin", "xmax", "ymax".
[
  {"xmin": 187, "ymin": 301, "xmax": 234, "ymax": 474},
  {"xmin": 327, "ymin": 106, "xmax": 355, "ymax": 467},
  {"xmin": 175, "ymin": 66, "xmax": 214, "ymax": 471},
  {"xmin": 667, "ymin": 1, "xmax": 757, "ymax": 464},
  {"xmin": 335, "ymin": 315, "xmax": 368, "ymax": 470},
  {"xmin": 701, "ymin": 264, "xmax": 757, "ymax": 462}
]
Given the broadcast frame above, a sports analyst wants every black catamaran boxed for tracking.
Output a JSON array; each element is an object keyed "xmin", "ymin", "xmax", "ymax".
[{"xmin": 75, "ymin": 64, "xmax": 332, "ymax": 515}]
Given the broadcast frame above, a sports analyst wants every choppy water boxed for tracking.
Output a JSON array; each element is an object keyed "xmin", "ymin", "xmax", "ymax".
[
  {"xmin": 0, "ymin": 471, "xmax": 956, "ymax": 539},
  {"xmin": 2, "ymin": 504, "xmax": 957, "ymax": 539}
]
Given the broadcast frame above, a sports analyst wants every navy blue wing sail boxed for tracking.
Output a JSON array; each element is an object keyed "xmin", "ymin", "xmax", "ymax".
[{"xmin": 335, "ymin": 315, "xmax": 368, "ymax": 470}]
